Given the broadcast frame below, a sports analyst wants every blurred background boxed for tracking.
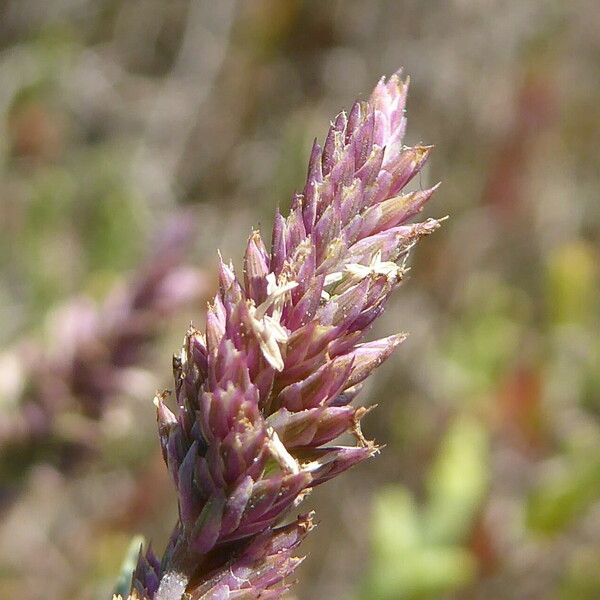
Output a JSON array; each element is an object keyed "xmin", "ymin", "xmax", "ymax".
[{"xmin": 0, "ymin": 1, "xmax": 599, "ymax": 599}]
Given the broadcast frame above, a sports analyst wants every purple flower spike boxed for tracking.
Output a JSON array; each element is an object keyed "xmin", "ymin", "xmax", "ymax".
[{"xmin": 125, "ymin": 72, "xmax": 442, "ymax": 600}]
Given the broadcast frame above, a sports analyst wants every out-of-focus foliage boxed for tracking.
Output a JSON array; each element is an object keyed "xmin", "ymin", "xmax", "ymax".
[
  {"xmin": 0, "ymin": 1, "xmax": 599, "ymax": 599},
  {"xmin": 441, "ymin": 277, "xmax": 524, "ymax": 400},
  {"xmin": 361, "ymin": 416, "xmax": 489, "ymax": 600}
]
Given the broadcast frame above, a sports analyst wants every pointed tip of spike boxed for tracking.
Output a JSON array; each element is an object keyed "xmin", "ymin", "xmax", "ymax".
[
  {"xmin": 386, "ymin": 69, "xmax": 408, "ymax": 87},
  {"xmin": 153, "ymin": 389, "xmax": 171, "ymax": 408},
  {"xmin": 371, "ymin": 443, "xmax": 385, "ymax": 457},
  {"xmin": 392, "ymin": 331, "xmax": 409, "ymax": 346},
  {"xmin": 186, "ymin": 321, "xmax": 201, "ymax": 337},
  {"xmin": 414, "ymin": 144, "xmax": 435, "ymax": 161}
]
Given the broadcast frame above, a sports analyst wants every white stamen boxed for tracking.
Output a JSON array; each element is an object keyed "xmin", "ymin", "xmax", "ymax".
[
  {"xmin": 248, "ymin": 274, "xmax": 298, "ymax": 371},
  {"xmin": 323, "ymin": 271, "xmax": 343, "ymax": 286},
  {"xmin": 344, "ymin": 250, "xmax": 404, "ymax": 283},
  {"xmin": 247, "ymin": 305, "xmax": 287, "ymax": 371},
  {"xmin": 267, "ymin": 427, "xmax": 300, "ymax": 474},
  {"xmin": 255, "ymin": 273, "xmax": 298, "ymax": 320}
]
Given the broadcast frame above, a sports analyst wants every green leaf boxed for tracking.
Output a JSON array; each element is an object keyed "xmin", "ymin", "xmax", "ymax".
[
  {"xmin": 527, "ymin": 452, "xmax": 600, "ymax": 534},
  {"xmin": 546, "ymin": 242, "xmax": 597, "ymax": 327},
  {"xmin": 424, "ymin": 415, "xmax": 489, "ymax": 544},
  {"xmin": 113, "ymin": 535, "xmax": 145, "ymax": 597}
]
